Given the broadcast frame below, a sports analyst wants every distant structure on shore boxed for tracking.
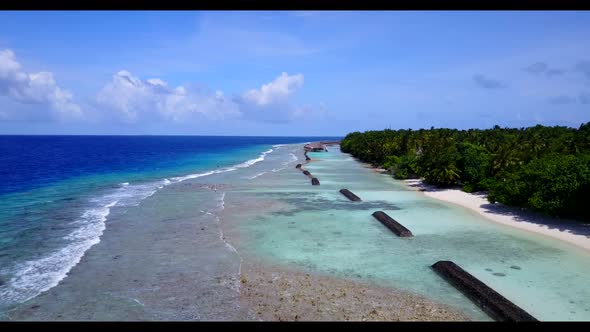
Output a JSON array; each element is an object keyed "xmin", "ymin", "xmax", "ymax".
[{"xmin": 304, "ymin": 141, "xmax": 340, "ymax": 152}]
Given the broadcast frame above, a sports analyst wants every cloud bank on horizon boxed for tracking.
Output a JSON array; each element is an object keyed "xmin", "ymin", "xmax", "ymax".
[
  {"xmin": 0, "ymin": 49, "xmax": 81, "ymax": 121},
  {"xmin": 1, "ymin": 48, "xmax": 316, "ymax": 126},
  {"xmin": 0, "ymin": 11, "xmax": 589, "ymax": 135},
  {"xmin": 94, "ymin": 69, "xmax": 313, "ymax": 124}
]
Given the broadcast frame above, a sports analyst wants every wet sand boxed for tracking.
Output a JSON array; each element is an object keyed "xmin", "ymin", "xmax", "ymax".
[{"xmin": 238, "ymin": 261, "xmax": 470, "ymax": 321}]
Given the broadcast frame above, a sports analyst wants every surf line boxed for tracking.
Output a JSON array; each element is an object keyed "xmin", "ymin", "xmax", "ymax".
[{"xmin": 214, "ymin": 192, "xmax": 244, "ymax": 305}]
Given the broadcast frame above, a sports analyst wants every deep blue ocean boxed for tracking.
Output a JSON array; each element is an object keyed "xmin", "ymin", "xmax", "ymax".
[
  {"xmin": 0, "ymin": 135, "xmax": 340, "ymax": 310},
  {"xmin": 0, "ymin": 136, "xmax": 340, "ymax": 195}
]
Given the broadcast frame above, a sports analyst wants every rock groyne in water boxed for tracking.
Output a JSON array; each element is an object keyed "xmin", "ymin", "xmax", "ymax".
[
  {"xmin": 339, "ymin": 189, "xmax": 362, "ymax": 202},
  {"xmin": 371, "ymin": 211, "xmax": 413, "ymax": 237},
  {"xmin": 431, "ymin": 261, "xmax": 537, "ymax": 322}
]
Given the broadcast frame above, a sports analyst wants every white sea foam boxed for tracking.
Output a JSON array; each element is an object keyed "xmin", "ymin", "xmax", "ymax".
[
  {"xmin": 0, "ymin": 178, "xmax": 173, "ymax": 305},
  {"xmin": 281, "ymin": 153, "xmax": 298, "ymax": 166},
  {"xmin": 1, "ymin": 178, "xmax": 202, "ymax": 305},
  {"xmin": 0, "ymin": 146, "xmax": 277, "ymax": 306},
  {"xmin": 170, "ymin": 170, "xmax": 218, "ymax": 182},
  {"xmin": 166, "ymin": 148, "xmax": 275, "ymax": 183},
  {"xmin": 247, "ymin": 172, "xmax": 267, "ymax": 180},
  {"xmin": 233, "ymin": 148, "xmax": 274, "ymax": 169},
  {"xmin": 218, "ymin": 192, "xmax": 226, "ymax": 209},
  {"xmin": 212, "ymin": 192, "xmax": 243, "ymax": 294},
  {"xmin": 0, "ymin": 201, "xmax": 116, "ymax": 305}
]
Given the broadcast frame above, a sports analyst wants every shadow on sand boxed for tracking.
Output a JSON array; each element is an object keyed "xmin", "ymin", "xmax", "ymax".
[{"xmin": 405, "ymin": 179, "xmax": 590, "ymax": 239}]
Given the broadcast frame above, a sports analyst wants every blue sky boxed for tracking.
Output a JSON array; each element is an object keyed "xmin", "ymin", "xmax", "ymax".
[{"xmin": 0, "ymin": 11, "xmax": 589, "ymax": 136}]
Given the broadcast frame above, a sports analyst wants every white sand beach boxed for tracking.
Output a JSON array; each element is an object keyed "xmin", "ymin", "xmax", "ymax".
[{"xmin": 404, "ymin": 179, "xmax": 590, "ymax": 253}]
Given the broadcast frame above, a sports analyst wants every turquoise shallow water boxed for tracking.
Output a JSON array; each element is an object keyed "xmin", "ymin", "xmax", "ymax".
[{"xmin": 228, "ymin": 145, "xmax": 590, "ymax": 321}]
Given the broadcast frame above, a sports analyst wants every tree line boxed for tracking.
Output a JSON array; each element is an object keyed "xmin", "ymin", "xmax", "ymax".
[{"xmin": 340, "ymin": 123, "xmax": 590, "ymax": 222}]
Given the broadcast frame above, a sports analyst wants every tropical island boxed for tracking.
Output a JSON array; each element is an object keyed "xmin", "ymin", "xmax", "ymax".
[{"xmin": 341, "ymin": 122, "xmax": 590, "ymax": 223}]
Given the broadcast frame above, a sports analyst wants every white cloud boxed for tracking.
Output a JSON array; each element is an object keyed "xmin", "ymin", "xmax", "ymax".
[
  {"xmin": 146, "ymin": 78, "xmax": 167, "ymax": 87},
  {"xmin": 241, "ymin": 72, "xmax": 304, "ymax": 106},
  {"xmin": 234, "ymin": 72, "xmax": 317, "ymax": 123},
  {"xmin": 0, "ymin": 49, "xmax": 81, "ymax": 120},
  {"xmin": 94, "ymin": 70, "xmax": 321, "ymax": 125},
  {"xmin": 0, "ymin": 49, "xmax": 22, "ymax": 78},
  {"xmin": 95, "ymin": 70, "xmax": 240, "ymax": 123}
]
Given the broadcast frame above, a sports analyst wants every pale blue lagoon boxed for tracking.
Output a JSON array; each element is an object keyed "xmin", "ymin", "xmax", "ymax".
[{"xmin": 229, "ymin": 145, "xmax": 590, "ymax": 321}]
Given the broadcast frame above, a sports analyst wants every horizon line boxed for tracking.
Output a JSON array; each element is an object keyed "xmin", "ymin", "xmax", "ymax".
[{"xmin": 0, "ymin": 134, "xmax": 346, "ymax": 137}]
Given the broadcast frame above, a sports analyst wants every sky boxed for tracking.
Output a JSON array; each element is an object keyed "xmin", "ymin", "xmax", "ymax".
[{"xmin": 0, "ymin": 10, "xmax": 589, "ymax": 136}]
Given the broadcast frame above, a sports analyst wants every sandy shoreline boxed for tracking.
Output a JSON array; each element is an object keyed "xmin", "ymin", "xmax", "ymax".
[{"xmin": 403, "ymin": 178, "xmax": 590, "ymax": 253}]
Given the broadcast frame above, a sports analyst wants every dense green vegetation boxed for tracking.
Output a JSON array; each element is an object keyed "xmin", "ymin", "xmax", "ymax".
[{"xmin": 340, "ymin": 123, "xmax": 590, "ymax": 222}]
